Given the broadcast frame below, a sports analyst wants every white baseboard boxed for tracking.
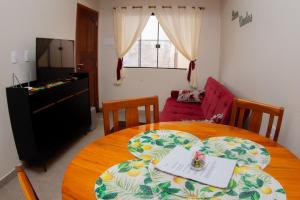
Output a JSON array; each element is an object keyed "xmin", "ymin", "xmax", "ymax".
[{"xmin": 0, "ymin": 168, "xmax": 17, "ymax": 189}]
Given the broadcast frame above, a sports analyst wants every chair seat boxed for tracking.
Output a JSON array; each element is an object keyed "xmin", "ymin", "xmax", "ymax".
[{"xmin": 160, "ymin": 98, "xmax": 205, "ymax": 122}]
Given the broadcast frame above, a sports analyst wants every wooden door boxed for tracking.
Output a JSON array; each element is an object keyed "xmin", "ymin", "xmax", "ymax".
[{"xmin": 76, "ymin": 4, "xmax": 99, "ymax": 111}]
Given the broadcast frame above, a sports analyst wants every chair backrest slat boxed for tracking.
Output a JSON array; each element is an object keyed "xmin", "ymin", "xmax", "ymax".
[
  {"xmin": 103, "ymin": 109, "xmax": 110, "ymax": 134},
  {"xmin": 229, "ymin": 98, "xmax": 284, "ymax": 142},
  {"xmin": 145, "ymin": 105, "xmax": 151, "ymax": 124},
  {"xmin": 248, "ymin": 110, "xmax": 263, "ymax": 133},
  {"xmin": 15, "ymin": 166, "xmax": 39, "ymax": 200},
  {"xmin": 102, "ymin": 96, "xmax": 159, "ymax": 135},
  {"xmin": 266, "ymin": 114, "xmax": 274, "ymax": 138},
  {"xmin": 237, "ymin": 108, "xmax": 245, "ymax": 128},
  {"xmin": 125, "ymin": 107, "xmax": 139, "ymax": 128},
  {"xmin": 274, "ymin": 109, "xmax": 284, "ymax": 142},
  {"xmin": 230, "ymin": 101, "xmax": 238, "ymax": 126},
  {"xmin": 113, "ymin": 110, "xmax": 119, "ymax": 132},
  {"xmin": 153, "ymin": 102, "xmax": 159, "ymax": 123}
]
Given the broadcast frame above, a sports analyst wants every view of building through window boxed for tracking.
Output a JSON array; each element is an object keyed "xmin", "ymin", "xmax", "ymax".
[{"xmin": 124, "ymin": 16, "xmax": 189, "ymax": 69}]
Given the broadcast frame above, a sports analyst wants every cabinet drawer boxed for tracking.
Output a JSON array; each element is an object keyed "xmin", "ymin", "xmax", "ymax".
[{"xmin": 30, "ymin": 78, "xmax": 88, "ymax": 112}]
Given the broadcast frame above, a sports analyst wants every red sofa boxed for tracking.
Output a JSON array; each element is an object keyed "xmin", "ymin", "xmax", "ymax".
[{"xmin": 160, "ymin": 77, "xmax": 235, "ymax": 124}]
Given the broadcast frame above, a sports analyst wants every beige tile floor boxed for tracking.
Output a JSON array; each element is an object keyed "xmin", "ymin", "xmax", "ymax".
[{"xmin": 0, "ymin": 116, "xmax": 104, "ymax": 200}]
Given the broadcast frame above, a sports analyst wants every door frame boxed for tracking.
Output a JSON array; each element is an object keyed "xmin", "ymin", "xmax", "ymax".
[{"xmin": 76, "ymin": 3, "xmax": 100, "ymax": 112}]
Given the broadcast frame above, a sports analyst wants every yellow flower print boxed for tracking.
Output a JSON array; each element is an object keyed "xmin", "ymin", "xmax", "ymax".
[
  {"xmin": 226, "ymin": 141, "xmax": 237, "ymax": 146},
  {"xmin": 235, "ymin": 139, "xmax": 243, "ymax": 144},
  {"xmin": 187, "ymin": 194, "xmax": 200, "ymax": 199},
  {"xmin": 208, "ymin": 186, "xmax": 218, "ymax": 192},
  {"xmin": 173, "ymin": 176, "xmax": 185, "ymax": 184},
  {"xmin": 141, "ymin": 154, "xmax": 152, "ymax": 161},
  {"xmin": 261, "ymin": 186, "xmax": 273, "ymax": 195},
  {"xmin": 255, "ymin": 164, "xmax": 261, "ymax": 170},
  {"xmin": 101, "ymin": 172, "xmax": 113, "ymax": 181},
  {"xmin": 127, "ymin": 169, "xmax": 140, "ymax": 177},
  {"xmin": 132, "ymin": 161, "xmax": 144, "ymax": 168},
  {"xmin": 131, "ymin": 141, "xmax": 141, "ymax": 148},
  {"xmin": 184, "ymin": 143, "xmax": 192, "ymax": 149},
  {"xmin": 151, "ymin": 134, "xmax": 160, "ymax": 139},
  {"xmin": 151, "ymin": 159, "xmax": 160, "ymax": 165},
  {"xmin": 234, "ymin": 166, "xmax": 250, "ymax": 174},
  {"xmin": 142, "ymin": 145, "xmax": 152, "ymax": 151},
  {"xmin": 249, "ymin": 149, "xmax": 258, "ymax": 155}
]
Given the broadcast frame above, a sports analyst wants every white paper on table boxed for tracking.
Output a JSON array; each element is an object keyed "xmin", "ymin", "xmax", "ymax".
[{"xmin": 155, "ymin": 146, "xmax": 237, "ymax": 188}]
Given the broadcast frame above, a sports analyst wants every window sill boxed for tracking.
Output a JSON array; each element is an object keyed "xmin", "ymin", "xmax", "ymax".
[{"xmin": 124, "ymin": 67, "xmax": 187, "ymax": 70}]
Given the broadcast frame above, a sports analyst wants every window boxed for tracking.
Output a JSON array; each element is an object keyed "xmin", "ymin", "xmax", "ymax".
[{"xmin": 124, "ymin": 16, "xmax": 189, "ymax": 69}]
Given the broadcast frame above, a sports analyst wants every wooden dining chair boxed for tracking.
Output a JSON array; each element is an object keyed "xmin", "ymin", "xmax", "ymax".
[
  {"xmin": 229, "ymin": 98, "xmax": 284, "ymax": 142},
  {"xmin": 15, "ymin": 166, "xmax": 39, "ymax": 200},
  {"xmin": 102, "ymin": 96, "xmax": 159, "ymax": 135}
]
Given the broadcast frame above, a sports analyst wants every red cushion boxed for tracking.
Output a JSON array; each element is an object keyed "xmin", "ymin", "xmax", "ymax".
[{"xmin": 201, "ymin": 77, "xmax": 235, "ymax": 123}]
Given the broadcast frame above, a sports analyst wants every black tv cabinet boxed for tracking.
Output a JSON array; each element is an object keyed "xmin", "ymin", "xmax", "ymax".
[{"xmin": 6, "ymin": 73, "xmax": 91, "ymax": 166}]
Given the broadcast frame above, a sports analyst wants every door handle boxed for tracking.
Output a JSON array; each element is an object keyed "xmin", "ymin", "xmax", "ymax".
[{"xmin": 77, "ymin": 64, "xmax": 84, "ymax": 66}]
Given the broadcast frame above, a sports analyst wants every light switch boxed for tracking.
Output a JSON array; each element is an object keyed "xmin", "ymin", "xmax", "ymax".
[
  {"xmin": 24, "ymin": 50, "xmax": 30, "ymax": 62},
  {"xmin": 11, "ymin": 50, "xmax": 17, "ymax": 64}
]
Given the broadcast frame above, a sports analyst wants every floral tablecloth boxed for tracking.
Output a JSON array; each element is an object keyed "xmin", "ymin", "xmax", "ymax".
[
  {"xmin": 128, "ymin": 130, "xmax": 202, "ymax": 163},
  {"xmin": 95, "ymin": 131, "xmax": 285, "ymax": 200},
  {"xmin": 148, "ymin": 163, "xmax": 285, "ymax": 199},
  {"xmin": 200, "ymin": 137, "xmax": 271, "ymax": 169},
  {"xmin": 95, "ymin": 160, "xmax": 286, "ymax": 200},
  {"xmin": 95, "ymin": 159, "xmax": 154, "ymax": 199}
]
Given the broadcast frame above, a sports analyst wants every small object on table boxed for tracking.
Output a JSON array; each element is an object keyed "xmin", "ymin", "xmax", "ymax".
[
  {"xmin": 45, "ymin": 81, "xmax": 64, "ymax": 89},
  {"xmin": 30, "ymin": 86, "xmax": 45, "ymax": 92},
  {"xmin": 191, "ymin": 150, "xmax": 206, "ymax": 170},
  {"xmin": 25, "ymin": 86, "xmax": 33, "ymax": 91}
]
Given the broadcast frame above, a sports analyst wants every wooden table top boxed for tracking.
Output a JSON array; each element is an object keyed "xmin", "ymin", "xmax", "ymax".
[{"xmin": 62, "ymin": 122, "xmax": 300, "ymax": 200}]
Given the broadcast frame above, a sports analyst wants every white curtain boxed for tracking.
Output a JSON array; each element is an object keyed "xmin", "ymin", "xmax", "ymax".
[
  {"xmin": 155, "ymin": 7, "xmax": 203, "ymax": 89},
  {"xmin": 113, "ymin": 7, "xmax": 150, "ymax": 85}
]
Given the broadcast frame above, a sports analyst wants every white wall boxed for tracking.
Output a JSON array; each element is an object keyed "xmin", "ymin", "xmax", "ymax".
[
  {"xmin": 0, "ymin": 0, "xmax": 99, "ymax": 181},
  {"xmin": 220, "ymin": 0, "xmax": 300, "ymax": 157},
  {"xmin": 98, "ymin": 0, "xmax": 221, "ymax": 109}
]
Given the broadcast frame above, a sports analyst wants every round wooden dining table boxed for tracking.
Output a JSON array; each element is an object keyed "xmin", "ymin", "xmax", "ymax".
[{"xmin": 62, "ymin": 122, "xmax": 300, "ymax": 200}]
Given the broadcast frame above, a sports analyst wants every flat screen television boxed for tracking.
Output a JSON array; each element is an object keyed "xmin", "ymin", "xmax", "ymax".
[{"xmin": 36, "ymin": 38, "xmax": 75, "ymax": 83}]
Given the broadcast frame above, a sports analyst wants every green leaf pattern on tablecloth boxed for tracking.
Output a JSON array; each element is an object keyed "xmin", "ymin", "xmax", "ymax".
[
  {"xmin": 95, "ymin": 159, "xmax": 188, "ymax": 200},
  {"xmin": 95, "ymin": 159, "xmax": 154, "ymax": 200},
  {"xmin": 95, "ymin": 133, "xmax": 286, "ymax": 200},
  {"xmin": 148, "ymin": 164, "xmax": 286, "ymax": 200},
  {"xmin": 200, "ymin": 137, "xmax": 271, "ymax": 169},
  {"xmin": 128, "ymin": 130, "xmax": 202, "ymax": 163}
]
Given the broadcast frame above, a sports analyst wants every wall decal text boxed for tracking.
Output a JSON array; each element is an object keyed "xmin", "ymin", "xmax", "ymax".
[
  {"xmin": 232, "ymin": 10, "xmax": 239, "ymax": 21},
  {"xmin": 239, "ymin": 12, "xmax": 253, "ymax": 27}
]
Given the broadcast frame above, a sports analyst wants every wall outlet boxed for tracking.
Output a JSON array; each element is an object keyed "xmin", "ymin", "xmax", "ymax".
[{"xmin": 11, "ymin": 50, "xmax": 17, "ymax": 64}]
